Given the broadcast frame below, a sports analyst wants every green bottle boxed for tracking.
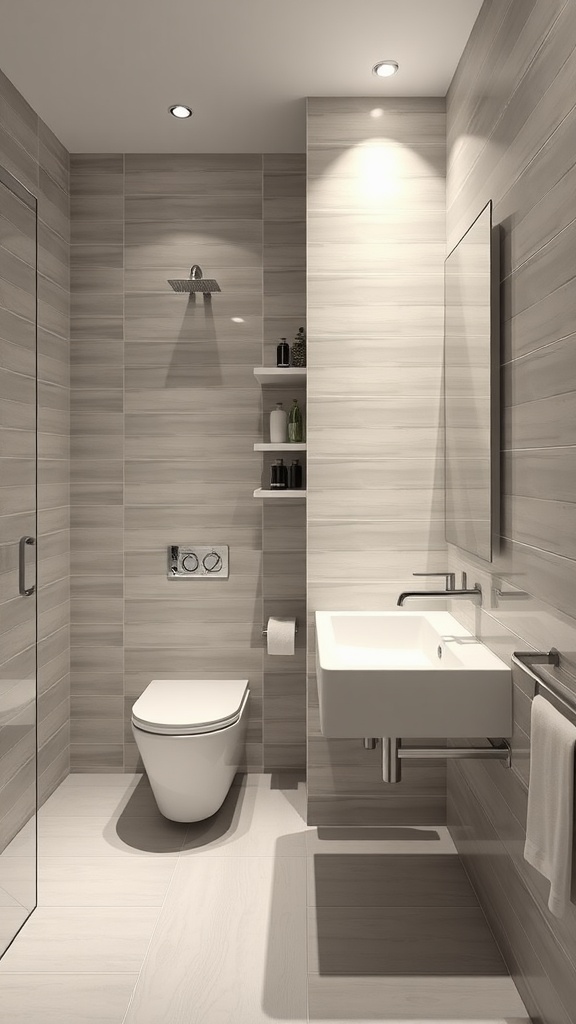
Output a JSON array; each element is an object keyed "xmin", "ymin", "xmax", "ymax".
[{"xmin": 288, "ymin": 398, "xmax": 303, "ymax": 443}]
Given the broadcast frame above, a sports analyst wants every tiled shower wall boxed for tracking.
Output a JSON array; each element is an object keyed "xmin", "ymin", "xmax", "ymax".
[
  {"xmin": 69, "ymin": 153, "xmax": 306, "ymax": 772},
  {"xmin": 306, "ymin": 98, "xmax": 447, "ymax": 825},
  {"xmin": 0, "ymin": 67, "xmax": 70, "ymax": 824},
  {"xmin": 445, "ymin": 2, "xmax": 576, "ymax": 1022}
]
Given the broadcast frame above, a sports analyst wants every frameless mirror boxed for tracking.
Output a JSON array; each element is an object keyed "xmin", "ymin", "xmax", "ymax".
[{"xmin": 444, "ymin": 200, "xmax": 499, "ymax": 562}]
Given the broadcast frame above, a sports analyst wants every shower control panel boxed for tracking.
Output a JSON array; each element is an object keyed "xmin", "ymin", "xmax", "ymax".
[{"xmin": 167, "ymin": 545, "xmax": 229, "ymax": 580}]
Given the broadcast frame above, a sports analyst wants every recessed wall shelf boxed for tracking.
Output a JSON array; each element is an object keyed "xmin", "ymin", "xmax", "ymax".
[
  {"xmin": 253, "ymin": 488, "xmax": 307, "ymax": 500},
  {"xmin": 254, "ymin": 443, "xmax": 307, "ymax": 452},
  {"xmin": 254, "ymin": 364, "xmax": 306, "ymax": 499},
  {"xmin": 253, "ymin": 367, "xmax": 307, "ymax": 385}
]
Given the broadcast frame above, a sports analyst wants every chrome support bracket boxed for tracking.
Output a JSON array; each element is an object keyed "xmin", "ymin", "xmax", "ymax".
[{"xmin": 382, "ymin": 736, "xmax": 511, "ymax": 783}]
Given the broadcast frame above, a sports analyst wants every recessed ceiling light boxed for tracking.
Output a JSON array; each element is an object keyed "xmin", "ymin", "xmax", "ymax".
[
  {"xmin": 169, "ymin": 104, "xmax": 193, "ymax": 118},
  {"xmin": 372, "ymin": 60, "xmax": 399, "ymax": 78}
]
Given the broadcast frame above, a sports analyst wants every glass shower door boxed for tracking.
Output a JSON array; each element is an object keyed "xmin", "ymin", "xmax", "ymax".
[{"xmin": 0, "ymin": 165, "xmax": 37, "ymax": 955}]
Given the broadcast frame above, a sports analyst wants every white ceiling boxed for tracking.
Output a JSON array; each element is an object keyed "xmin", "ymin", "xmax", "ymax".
[{"xmin": 0, "ymin": 0, "xmax": 483, "ymax": 153}]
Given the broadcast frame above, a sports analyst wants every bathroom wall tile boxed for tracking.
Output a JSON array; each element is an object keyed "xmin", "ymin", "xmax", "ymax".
[
  {"xmin": 71, "ymin": 219, "xmax": 124, "ymax": 246},
  {"xmin": 70, "ymin": 317, "xmax": 123, "ymax": 341},
  {"xmin": 71, "ymin": 243, "xmax": 124, "ymax": 269},
  {"xmin": 65, "ymin": 150, "xmax": 306, "ymax": 774},
  {"xmin": 70, "ymin": 744, "xmax": 124, "ymax": 771},
  {"xmin": 70, "ymin": 153, "xmax": 123, "ymax": 196},
  {"xmin": 123, "ymin": 646, "xmax": 263, "ymax": 696},
  {"xmin": 125, "ymin": 194, "xmax": 262, "ymax": 222},
  {"xmin": 306, "ymin": 98, "xmax": 446, "ymax": 825},
  {"xmin": 124, "ymin": 219, "xmax": 262, "ymax": 269},
  {"xmin": 0, "ymin": 122, "xmax": 37, "ymax": 193},
  {"xmin": 0, "ymin": 67, "xmax": 38, "ymax": 156},
  {"xmin": 124, "ymin": 152, "xmax": 262, "ymax": 194},
  {"xmin": 446, "ymin": 5, "xmax": 576, "ymax": 1021},
  {"xmin": 0, "ymin": 75, "xmax": 71, "ymax": 830}
]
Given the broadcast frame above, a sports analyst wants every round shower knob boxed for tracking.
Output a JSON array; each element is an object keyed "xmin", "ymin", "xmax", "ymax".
[
  {"xmin": 203, "ymin": 551, "xmax": 222, "ymax": 573},
  {"xmin": 181, "ymin": 552, "xmax": 199, "ymax": 572}
]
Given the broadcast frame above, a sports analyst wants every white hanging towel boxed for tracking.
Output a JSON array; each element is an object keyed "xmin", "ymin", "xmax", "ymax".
[{"xmin": 524, "ymin": 694, "xmax": 576, "ymax": 918}]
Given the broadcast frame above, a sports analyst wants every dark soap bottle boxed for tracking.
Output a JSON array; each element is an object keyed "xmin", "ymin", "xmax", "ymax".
[
  {"xmin": 271, "ymin": 459, "xmax": 288, "ymax": 489},
  {"xmin": 276, "ymin": 337, "xmax": 290, "ymax": 367},
  {"xmin": 288, "ymin": 459, "xmax": 303, "ymax": 489}
]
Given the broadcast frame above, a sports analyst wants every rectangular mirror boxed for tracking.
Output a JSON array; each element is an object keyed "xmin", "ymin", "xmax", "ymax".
[{"xmin": 444, "ymin": 200, "xmax": 499, "ymax": 562}]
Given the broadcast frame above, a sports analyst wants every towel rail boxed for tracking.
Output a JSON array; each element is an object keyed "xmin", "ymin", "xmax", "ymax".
[{"xmin": 512, "ymin": 649, "xmax": 576, "ymax": 728}]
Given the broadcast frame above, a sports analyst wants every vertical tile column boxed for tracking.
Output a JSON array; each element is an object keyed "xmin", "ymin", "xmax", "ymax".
[
  {"xmin": 122, "ymin": 155, "xmax": 264, "ymax": 771},
  {"xmin": 0, "ymin": 67, "xmax": 71, "ymax": 807},
  {"xmin": 70, "ymin": 155, "xmax": 124, "ymax": 770},
  {"xmin": 262, "ymin": 155, "xmax": 307, "ymax": 770},
  {"xmin": 306, "ymin": 98, "xmax": 447, "ymax": 824},
  {"xmin": 36, "ymin": 121, "xmax": 71, "ymax": 800}
]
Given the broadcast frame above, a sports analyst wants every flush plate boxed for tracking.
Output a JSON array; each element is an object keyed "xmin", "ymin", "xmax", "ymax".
[{"xmin": 168, "ymin": 545, "xmax": 229, "ymax": 579}]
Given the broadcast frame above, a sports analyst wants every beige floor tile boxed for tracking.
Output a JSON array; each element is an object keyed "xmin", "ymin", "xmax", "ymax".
[
  {"xmin": 312, "ymin": 1017, "xmax": 531, "ymax": 1024},
  {"xmin": 307, "ymin": 851, "xmax": 479, "ymax": 907},
  {"xmin": 39, "ymin": 813, "xmax": 188, "ymax": 857},
  {"xmin": 0, "ymin": 907, "xmax": 160, "ymax": 972},
  {"xmin": 0, "ymin": 907, "xmax": 31, "ymax": 957},
  {"xmin": 0, "ymin": 856, "xmax": 35, "ymax": 909},
  {"xmin": 39, "ymin": 778, "xmax": 159, "ymax": 818},
  {"xmin": 39, "ymin": 855, "xmax": 178, "ymax": 905},
  {"xmin": 124, "ymin": 856, "xmax": 307, "ymax": 1023},
  {"xmin": 0, "ymin": 973, "xmax": 138, "ymax": 1023},
  {"xmin": 0, "ymin": 817, "xmax": 36, "ymax": 856},
  {"xmin": 182, "ymin": 777, "xmax": 308, "ymax": 858},
  {"xmin": 308, "ymin": 905, "xmax": 507, "ymax": 976},
  {"xmin": 306, "ymin": 824, "xmax": 457, "ymax": 856},
  {"xmin": 63, "ymin": 773, "xmax": 142, "ymax": 787},
  {"xmin": 0, "ymin": 885, "xmax": 22, "ymax": 908},
  {"xmin": 307, "ymin": 976, "xmax": 529, "ymax": 1020}
]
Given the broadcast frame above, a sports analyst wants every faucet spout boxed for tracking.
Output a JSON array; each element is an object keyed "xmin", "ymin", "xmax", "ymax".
[{"xmin": 397, "ymin": 585, "xmax": 482, "ymax": 607}]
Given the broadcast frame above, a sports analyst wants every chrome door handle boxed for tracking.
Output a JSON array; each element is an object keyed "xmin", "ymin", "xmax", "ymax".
[{"xmin": 19, "ymin": 536, "xmax": 36, "ymax": 596}]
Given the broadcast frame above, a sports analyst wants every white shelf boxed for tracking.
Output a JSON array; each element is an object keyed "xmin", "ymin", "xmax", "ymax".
[
  {"xmin": 253, "ymin": 367, "xmax": 307, "ymax": 384},
  {"xmin": 253, "ymin": 488, "xmax": 307, "ymax": 500},
  {"xmin": 254, "ymin": 443, "xmax": 307, "ymax": 451}
]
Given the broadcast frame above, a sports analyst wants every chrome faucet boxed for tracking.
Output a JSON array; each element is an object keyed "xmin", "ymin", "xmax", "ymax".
[{"xmin": 397, "ymin": 571, "xmax": 482, "ymax": 606}]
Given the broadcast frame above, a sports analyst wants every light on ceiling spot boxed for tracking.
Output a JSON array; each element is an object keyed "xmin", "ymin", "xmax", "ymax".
[
  {"xmin": 370, "ymin": 107, "xmax": 384, "ymax": 119},
  {"xmin": 169, "ymin": 104, "xmax": 193, "ymax": 118},
  {"xmin": 231, "ymin": 317, "xmax": 245, "ymax": 323},
  {"xmin": 372, "ymin": 60, "xmax": 399, "ymax": 78}
]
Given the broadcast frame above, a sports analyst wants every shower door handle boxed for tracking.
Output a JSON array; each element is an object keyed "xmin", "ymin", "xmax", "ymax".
[{"xmin": 19, "ymin": 536, "xmax": 36, "ymax": 596}]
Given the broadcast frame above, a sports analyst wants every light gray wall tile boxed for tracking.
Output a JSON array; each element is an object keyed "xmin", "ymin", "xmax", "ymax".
[
  {"xmin": 446, "ymin": 3, "xmax": 576, "ymax": 1020},
  {"xmin": 0, "ymin": 71, "xmax": 71, "ymax": 831},
  {"xmin": 68, "ymin": 150, "xmax": 307, "ymax": 773},
  {"xmin": 306, "ymin": 98, "xmax": 446, "ymax": 825}
]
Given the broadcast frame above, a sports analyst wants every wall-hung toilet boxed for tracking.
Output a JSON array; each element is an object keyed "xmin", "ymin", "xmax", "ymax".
[{"xmin": 131, "ymin": 678, "xmax": 249, "ymax": 822}]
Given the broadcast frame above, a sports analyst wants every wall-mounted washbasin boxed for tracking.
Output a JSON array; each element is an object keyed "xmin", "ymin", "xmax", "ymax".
[{"xmin": 315, "ymin": 610, "xmax": 511, "ymax": 738}]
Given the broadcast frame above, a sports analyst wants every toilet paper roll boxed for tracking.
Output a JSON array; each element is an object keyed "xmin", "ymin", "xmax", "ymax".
[{"xmin": 266, "ymin": 616, "xmax": 296, "ymax": 656}]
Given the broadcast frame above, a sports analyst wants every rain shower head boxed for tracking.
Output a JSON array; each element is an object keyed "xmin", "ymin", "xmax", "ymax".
[{"xmin": 168, "ymin": 264, "xmax": 221, "ymax": 293}]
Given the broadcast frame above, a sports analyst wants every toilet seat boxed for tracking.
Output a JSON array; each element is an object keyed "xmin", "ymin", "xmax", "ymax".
[{"xmin": 132, "ymin": 679, "xmax": 249, "ymax": 736}]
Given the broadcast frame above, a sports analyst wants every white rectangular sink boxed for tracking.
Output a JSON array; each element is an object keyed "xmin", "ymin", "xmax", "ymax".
[{"xmin": 315, "ymin": 610, "xmax": 511, "ymax": 738}]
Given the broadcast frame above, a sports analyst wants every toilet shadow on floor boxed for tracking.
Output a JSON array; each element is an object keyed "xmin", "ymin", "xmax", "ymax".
[{"xmin": 111, "ymin": 775, "xmax": 248, "ymax": 854}]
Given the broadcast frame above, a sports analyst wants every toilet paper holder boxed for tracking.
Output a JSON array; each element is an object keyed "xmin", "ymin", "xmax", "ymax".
[{"xmin": 262, "ymin": 622, "xmax": 298, "ymax": 636}]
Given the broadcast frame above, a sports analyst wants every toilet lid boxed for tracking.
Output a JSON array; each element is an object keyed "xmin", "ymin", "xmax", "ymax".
[{"xmin": 132, "ymin": 679, "xmax": 249, "ymax": 736}]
